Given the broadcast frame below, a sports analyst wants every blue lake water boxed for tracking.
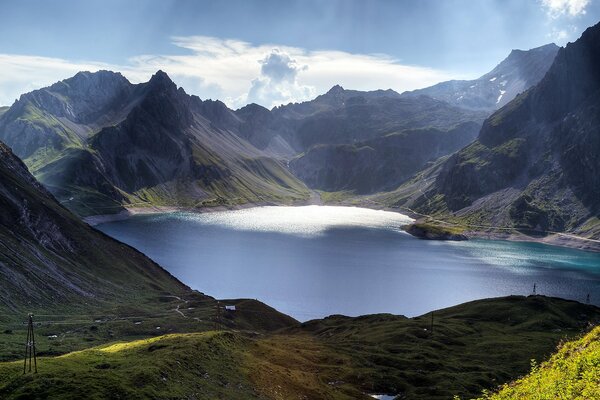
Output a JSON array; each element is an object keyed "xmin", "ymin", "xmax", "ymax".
[{"xmin": 96, "ymin": 206, "xmax": 600, "ymax": 321}]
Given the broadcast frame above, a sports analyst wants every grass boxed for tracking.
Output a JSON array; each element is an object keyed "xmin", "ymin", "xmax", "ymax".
[
  {"xmin": 1, "ymin": 296, "xmax": 597, "ymax": 400},
  {"xmin": 318, "ymin": 190, "xmax": 357, "ymax": 203},
  {"xmin": 0, "ymin": 331, "xmax": 262, "ymax": 400},
  {"xmin": 472, "ymin": 326, "xmax": 600, "ymax": 400},
  {"xmin": 0, "ymin": 331, "xmax": 365, "ymax": 400},
  {"xmin": 0, "ymin": 297, "xmax": 296, "ymax": 362},
  {"xmin": 289, "ymin": 296, "xmax": 600, "ymax": 399}
]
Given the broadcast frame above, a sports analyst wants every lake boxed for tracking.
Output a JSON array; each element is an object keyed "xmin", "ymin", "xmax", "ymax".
[{"xmin": 96, "ymin": 206, "xmax": 600, "ymax": 321}]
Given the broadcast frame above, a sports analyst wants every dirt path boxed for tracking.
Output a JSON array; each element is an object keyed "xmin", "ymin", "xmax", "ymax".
[{"xmin": 166, "ymin": 295, "xmax": 189, "ymax": 318}]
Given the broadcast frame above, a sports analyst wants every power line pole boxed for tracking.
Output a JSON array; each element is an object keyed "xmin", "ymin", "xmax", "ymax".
[
  {"xmin": 23, "ymin": 314, "xmax": 37, "ymax": 374},
  {"xmin": 532, "ymin": 283, "xmax": 537, "ymax": 295}
]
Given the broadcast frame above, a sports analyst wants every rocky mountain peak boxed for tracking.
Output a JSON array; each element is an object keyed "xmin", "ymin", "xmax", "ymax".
[
  {"xmin": 49, "ymin": 70, "xmax": 130, "ymax": 97},
  {"xmin": 326, "ymin": 84, "xmax": 345, "ymax": 95},
  {"xmin": 148, "ymin": 70, "xmax": 177, "ymax": 90}
]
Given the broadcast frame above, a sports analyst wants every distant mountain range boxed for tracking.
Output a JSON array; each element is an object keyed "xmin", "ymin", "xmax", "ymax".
[
  {"xmin": 0, "ymin": 71, "xmax": 310, "ymax": 216},
  {"xmin": 0, "ymin": 42, "xmax": 558, "ymax": 216},
  {"xmin": 380, "ymin": 21, "xmax": 600, "ymax": 242},
  {"xmin": 402, "ymin": 43, "xmax": 559, "ymax": 111}
]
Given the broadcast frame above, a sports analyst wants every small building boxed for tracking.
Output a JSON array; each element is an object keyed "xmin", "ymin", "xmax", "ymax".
[{"xmin": 225, "ymin": 305, "xmax": 236, "ymax": 311}]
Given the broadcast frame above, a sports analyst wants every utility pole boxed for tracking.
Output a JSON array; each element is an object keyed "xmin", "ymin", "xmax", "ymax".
[
  {"xmin": 532, "ymin": 283, "xmax": 537, "ymax": 296},
  {"xmin": 23, "ymin": 314, "xmax": 37, "ymax": 374}
]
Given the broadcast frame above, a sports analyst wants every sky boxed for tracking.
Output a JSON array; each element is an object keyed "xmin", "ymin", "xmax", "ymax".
[{"xmin": 0, "ymin": 0, "xmax": 599, "ymax": 109}]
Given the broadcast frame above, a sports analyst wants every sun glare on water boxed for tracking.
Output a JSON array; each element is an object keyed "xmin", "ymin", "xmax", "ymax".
[{"xmin": 176, "ymin": 206, "xmax": 414, "ymax": 237}]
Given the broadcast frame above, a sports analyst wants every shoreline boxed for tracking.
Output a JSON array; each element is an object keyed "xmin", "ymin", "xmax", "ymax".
[
  {"xmin": 84, "ymin": 193, "xmax": 323, "ymax": 226},
  {"xmin": 85, "ymin": 202, "xmax": 600, "ymax": 253}
]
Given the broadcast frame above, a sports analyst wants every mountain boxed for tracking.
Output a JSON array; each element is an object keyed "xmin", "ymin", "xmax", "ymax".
[
  {"xmin": 403, "ymin": 43, "xmax": 559, "ymax": 111},
  {"xmin": 0, "ymin": 71, "xmax": 310, "ymax": 216},
  {"xmin": 238, "ymin": 86, "xmax": 488, "ymax": 194},
  {"xmin": 392, "ymin": 22, "xmax": 600, "ymax": 241},
  {"xmin": 0, "ymin": 140, "xmax": 187, "ymax": 312},
  {"xmin": 0, "ymin": 43, "xmax": 560, "ymax": 212},
  {"xmin": 240, "ymin": 45, "xmax": 558, "ymax": 195},
  {"xmin": 242, "ymin": 85, "xmax": 485, "ymax": 153},
  {"xmin": 289, "ymin": 121, "xmax": 481, "ymax": 193}
]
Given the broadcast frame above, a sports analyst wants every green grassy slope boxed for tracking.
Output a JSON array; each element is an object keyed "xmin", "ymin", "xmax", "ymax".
[
  {"xmin": 1, "ymin": 296, "xmax": 597, "ymax": 400},
  {"xmin": 290, "ymin": 295, "xmax": 600, "ymax": 399},
  {"xmin": 473, "ymin": 325, "xmax": 600, "ymax": 399},
  {"xmin": 0, "ymin": 331, "xmax": 366, "ymax": 400}
]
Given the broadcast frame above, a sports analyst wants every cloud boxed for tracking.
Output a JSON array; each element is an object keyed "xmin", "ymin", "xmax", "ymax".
[
  {"xmin": 541, "ymin": 0, "xmax": 590, "ymax": 17},
  {"xmin": 547, "ymin": 26, "xmax": 578, "ymax": 43},
  {"xmin": 0, "ymin": 36, "xmax": 456, "ymax": 109},
  {"xmin": 260, "ymin": 50, "xmax": 304, "ymax": 82},
  {"xmin": 245, "ymin": 50, "xmax": 314, "ymax": 107}
]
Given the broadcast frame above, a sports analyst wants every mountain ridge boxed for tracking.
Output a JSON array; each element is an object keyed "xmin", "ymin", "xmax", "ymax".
[
  {"xmin": 0, "ymin": 43, "xmax": 562, "ymax": 216},
  {"xmin": 378, "ymin": 22, "xmax": 600, "ymax": 242},
  {"xmin": 402, "ymin": 43, "xmax": 559, "ymax": 111}
]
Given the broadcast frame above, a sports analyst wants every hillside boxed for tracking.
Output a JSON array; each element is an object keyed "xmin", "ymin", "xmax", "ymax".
[
  {"xmin": 403, "ymin": 43, "xmax": 559, "ymax": 111},
  {"xmin": 0, "ymin": 140, "xmax": 186, "ymax": 312},
  {"xmin": 473, "ymin": 325, "xmax": 600, "ymax": 399},
  {"xmin": 0, "ymin": 296, "xmax": 597, "ymax": 399},
  {"xmin": 375, "ymin": 22, "xmax": 600, "ymax": 244}
]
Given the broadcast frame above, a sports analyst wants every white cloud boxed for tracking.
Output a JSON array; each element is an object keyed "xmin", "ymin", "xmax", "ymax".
[
  {"xmin": 547, "ymin": 27, "xmax": 570, "ymax": 43},
  {"xmin": 541, "ymin": 0, "xmax": 590, "ymax": 17},
  {"xmin": 0, "ymin": 36, "xmax": 456, "ymax": 109},
  {"xmin": 245, "ymin": 50, "xmax": 315, "ymax": 107}
]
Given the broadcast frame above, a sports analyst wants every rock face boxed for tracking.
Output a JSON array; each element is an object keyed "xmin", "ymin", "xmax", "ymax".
[
  {"xmin": 409, "ymin": 22, "xmax": 600, "ymax": 239},
  {"xmin": 0, "ymin": 140, "xmax": 187, "ymax": 312},
  {"xmin": 403, "ymin": 44, "xmax": 559, "ymax": 111}
]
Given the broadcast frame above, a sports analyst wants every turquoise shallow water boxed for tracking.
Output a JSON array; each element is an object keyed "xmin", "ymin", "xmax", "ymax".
[{"xmin": 97, "ymin": 206, "xmax": 600, "ymax": 321}]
